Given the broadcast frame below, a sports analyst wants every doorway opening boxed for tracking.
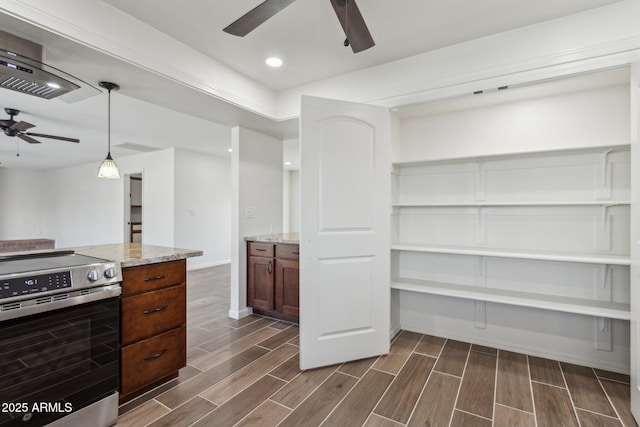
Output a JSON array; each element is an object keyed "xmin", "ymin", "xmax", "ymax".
[{"xmin": 127, "ymin": 173, "xmax": 143, "ymax": 243}]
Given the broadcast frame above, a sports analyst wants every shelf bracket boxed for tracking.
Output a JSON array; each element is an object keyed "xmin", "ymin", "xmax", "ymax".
[
  {"xmin": 474, "ymin": 161, "xmax": 486, "ymax": 202},
  {"xmin": 474, "ymin": 300, "xmax": 486, "ymax": 329},
  {"xmin": 594, "ymin": 316, "xmax": 612, "ymax": 351},
  {"xmin": 594, "ymin": 264, "xmax": 612, "ymax": 302},
  {"xmin": 474, "ymin": 256, "xmax": 487, "ymax": 287},
  {"xmin": 594, "ymin": 205, "xmax": 612, "ymax": 251},
  {"xmin": 595, "ymin": 149, "xmax": 613, "ymax": 200},
  {"xmin": 475, "ymin": 206, "xmax": 486, "ymax": 245}
]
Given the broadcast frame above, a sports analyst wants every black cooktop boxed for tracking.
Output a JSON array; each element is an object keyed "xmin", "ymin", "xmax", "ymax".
[{"xmin": 0, "ymin": 250, "xmax": 110, "ymax": 276}]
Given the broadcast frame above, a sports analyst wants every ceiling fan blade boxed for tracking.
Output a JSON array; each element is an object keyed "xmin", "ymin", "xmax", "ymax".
[
  {"xmin": 18, "ymin": 134, "xmax": 41, "ymax": 144},
  {"xmin": 224, "ymin": 0, "xmax": 296, "ymax": 36},
  {"xmin": 330, "ymin": 0, "xmax": 375, "ymax": 53},
  {"xmin": 25, "ymin": 132, "xmax": 80, "ymax": 143},
  {"xmin": 10, "ymin": 121, "xmax": 35, "ymax": 132}
]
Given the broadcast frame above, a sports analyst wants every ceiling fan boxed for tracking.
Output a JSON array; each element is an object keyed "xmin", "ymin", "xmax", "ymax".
[
  {"xmin": 0, "ymin": 108, "xmax": 79, "ymax": 144},
  {"xmin": 224, "ymin": 0, "xmax": 375, "ymax": 53}
]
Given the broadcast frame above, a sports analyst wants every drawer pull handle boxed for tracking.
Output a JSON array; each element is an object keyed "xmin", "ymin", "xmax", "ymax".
[
  {"xmin": 143, "ymin": 305, "xmax": 168, "ymax": 315},
  {"xmin": 255, "ymin": 248, "xmax": 267, "ymax": 252},
  {"xmin": 144, "ymin": 274, "xmax": 168, "ymax": 282},
  {"xmin": 292, "ymin": 251, "xmax": 299, "ymax": 255},
  {"xmin": 268, "ymin": 260, "xmax": 272, "ymax": 274},
  {"xmin": 144, "ymin": 349, "xmax": 168, "ymax": 361}
]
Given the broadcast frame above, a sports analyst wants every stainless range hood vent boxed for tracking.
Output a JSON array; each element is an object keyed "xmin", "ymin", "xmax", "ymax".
[{"xmin": 0, "ymin": 30, "xmax": 99, "ymax": 102}]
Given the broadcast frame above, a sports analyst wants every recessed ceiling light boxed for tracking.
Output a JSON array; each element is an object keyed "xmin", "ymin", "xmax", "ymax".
[
  {"xmin": 284, "ymin": 161, "xmax": 291, "ymax": 166},
  {"xmin": 266, "ymin": 57, "xmax": 283, "ymax": 68},
  {"xmin": 228, "ymin": 148, "xmax": 232, "ymax": 152}
]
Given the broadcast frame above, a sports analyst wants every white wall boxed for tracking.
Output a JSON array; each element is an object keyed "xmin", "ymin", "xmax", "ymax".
[
  {"xmin": 1, "ymin": 148, "xmax": 233, "ymax": 270},
  {"xmin": 174, "ymin": 148, "xmax": 231, "ymax": 269},
  {"xmin": 230, "ymin": 126, "xmax": 283, "ymax": 319},
  {"xmin": 288, "ymin": 169, "xmax": 300, "ymax": 233},
  {"xmin": 0, "ymin": 168, "xmax": 47, "ymax": 240},
  {"xmin": 43, "ymin": 149, "xmax": 175, "ymax": 248},
  {"xmin": 398, "ymin": 83, "xmax": 630, "ymax": 161}
]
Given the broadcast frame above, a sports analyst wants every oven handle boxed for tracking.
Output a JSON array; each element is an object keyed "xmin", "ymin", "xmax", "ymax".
[{"xmin": 0, "ymin": 284, "xmax": 122, "ymax": 322}]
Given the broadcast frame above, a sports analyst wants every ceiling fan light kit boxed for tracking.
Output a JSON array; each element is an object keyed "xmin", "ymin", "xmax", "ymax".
[
  {"xmin": 97, "ymin": 81, "xmax": 121, "ymax": 179},
  {"xmin": 224, "ymin": 0, "xmax": 374, "ymax": 53}
]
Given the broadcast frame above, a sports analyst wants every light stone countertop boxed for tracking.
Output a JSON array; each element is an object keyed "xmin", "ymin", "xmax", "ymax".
[
  {"xmin": 71, "ymin": 243, "xmax": 203, "ymax": 268},
  {"xmin": 244, "ymin": 233, "xmax": 299, "ymax": 244}
]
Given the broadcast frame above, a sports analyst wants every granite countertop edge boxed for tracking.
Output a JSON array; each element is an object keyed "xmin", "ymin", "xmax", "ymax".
[
  {"xmin": 70, "ymin": 243, "xmax": 203, "ymax": 268},
  {"xmin": 244, "ymin": 233, "xmax": 300, "ymax": 244}
]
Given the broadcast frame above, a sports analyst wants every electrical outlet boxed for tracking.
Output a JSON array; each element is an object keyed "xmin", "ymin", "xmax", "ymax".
[{"xmin": 245, "ymin": 207, "xmax": 256, "ymax": 219}]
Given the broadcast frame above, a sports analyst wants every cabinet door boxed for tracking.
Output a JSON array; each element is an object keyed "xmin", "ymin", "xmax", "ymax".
[
  {"xmin": 275, "ymin": 259, "xmax": 299, "ymax": 318},
  {"xmin": 247, "ymin": 256, "xmax": 274, "ymax": 311}
]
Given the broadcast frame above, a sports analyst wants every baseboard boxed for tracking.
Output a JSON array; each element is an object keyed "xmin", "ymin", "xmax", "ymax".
[{"xmin": 228, "ymin": 307, "xmax": 253, "ymax": 320}]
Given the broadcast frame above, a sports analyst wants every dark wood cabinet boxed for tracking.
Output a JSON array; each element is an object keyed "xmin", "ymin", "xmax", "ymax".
[
  {"xmin": 247, "ymin": 255, "xmax": 274, "ymax": 311},
  {"xmin": 247, "ymin": 241, "xmax": 299, "ymax": 322},
  {"xmin": 119, "ymin": 259, "xmax": 187, "ymax": 402}
]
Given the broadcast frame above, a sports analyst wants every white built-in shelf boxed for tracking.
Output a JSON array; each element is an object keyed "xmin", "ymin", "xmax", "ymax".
[
  {"xmin": 391, "ymin": 143, "xmax": 631, "ymax": 167},
  {"xmin": 393, "ymin": 201, "xmax": 630, "ymax": 208},
  {"xmin": 391, "ymin": 277, "xmax": 630, "ymax": 320},
  {"xmin": 391, "ymin": 245, "xmax": 631, "ymax": 265}
]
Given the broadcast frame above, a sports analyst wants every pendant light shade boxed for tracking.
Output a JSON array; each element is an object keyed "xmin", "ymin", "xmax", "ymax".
[{"xmin": 97, "ymin": 81, "xmax": 120, "ymax": 179}]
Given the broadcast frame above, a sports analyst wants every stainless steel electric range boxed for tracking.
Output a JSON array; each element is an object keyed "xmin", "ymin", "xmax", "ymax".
[{"xmin": 0, "ymin": 250, "xmax": 122, "ymax": 427}]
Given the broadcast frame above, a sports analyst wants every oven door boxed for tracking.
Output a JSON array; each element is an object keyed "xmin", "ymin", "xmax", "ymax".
[{"xmin": 0, "ymin": 296, "xmax": 119, "ymax": 426}]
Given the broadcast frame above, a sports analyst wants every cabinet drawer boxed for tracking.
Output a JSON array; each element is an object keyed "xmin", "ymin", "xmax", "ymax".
[
  {"xmin": 248, "ymin": 242, "xmax": 274, "ymax": 257},
  {"xmin": 122, "ymin": 259, "xmax": 186, "ymax": 296},
  {"xmin": 121, "ymin": 284, "xmax": 186, "ymax": 344},
  {"xmin": 121, "ymin": 326, "xmax": 186, "ymax": 396},
  {"xmin": 276, "ymin": 244, "xmax": 299, "ymax": 260}
]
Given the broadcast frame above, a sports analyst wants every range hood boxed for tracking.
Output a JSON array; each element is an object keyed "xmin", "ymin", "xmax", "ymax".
[{"xmin": 0, "ymin": 29, "xmax": 99, "ymax": 102}]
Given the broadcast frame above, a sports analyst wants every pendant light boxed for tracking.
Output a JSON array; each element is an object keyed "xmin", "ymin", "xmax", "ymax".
[{"xmin": 97, "ymin": 81, "xmax": 121, "ymax": 179}]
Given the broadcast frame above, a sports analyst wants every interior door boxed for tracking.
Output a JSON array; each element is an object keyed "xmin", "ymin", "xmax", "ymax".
[
  {"xmin": 631, "ymin": 74, "xmax": 640, "ymax": 423},
  {"xmin": 299, "ymin": 95, "xmax": 391, "ymax": 370}
]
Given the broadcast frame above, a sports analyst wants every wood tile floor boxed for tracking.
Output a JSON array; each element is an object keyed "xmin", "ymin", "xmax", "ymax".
[{"xmin": 117, "ymin": 264, "xmax": 638, "ymax": 427}]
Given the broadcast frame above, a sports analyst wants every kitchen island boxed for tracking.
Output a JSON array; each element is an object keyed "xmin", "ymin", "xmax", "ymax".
[
  {"xmin": 245, "ymin": 233, "xmax": 299, "ymax": 323},
  {"xmin": 73, "ymin": 243, "xmax": 202, "ymax": 402}
]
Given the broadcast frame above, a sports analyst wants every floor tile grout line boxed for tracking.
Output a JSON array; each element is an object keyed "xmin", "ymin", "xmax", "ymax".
[
  {"xmin": 393, "ymin": 344, "xmax": 438, "ymax": 426},
  {"xmin": 277, "ymin": 363, "xmax": 341, "ymax": 412},
  {"xmin": 204, "ymin": 343, "xmax": 298, "ymax": 408},
  {"xmin": 594, "ymin": 369, "xmax": 626, "ymax": 425},
  {"xmin": 576, "ymin": 405, "xmax": 624, "ymax": 421},
  {"xmin": 595, "ymin": 376, "xmax": 631, "ymax": 386},
  {"xmin": 494, "ymin": 402, "xmax": 535, "ymax": 416},
  {"xmin": 404, "ymin": 334, "xmax": 447, "ymax": 425},
  {"xmin": 180, "ymin": 342, "xmax": 290, "ymax": 409},
  {"xmin": 456, "ymin": 407, "xmax": 493, "ymax": 422},
  {"xmin": 367, "ymin": 333, "xmax": 426, "ymax": 424},
  {"xmin": 525, "ymin": 354, "xmax": 539, "ymax": 427},
  {"xmin": 315, "ymin": 367, "xmax": 384, "ymax": 427},
  {"xmin": 558, "ymin": 361, "xmax": 583, "ymax": 426},
  {"xmin": 190, "ymin": 326, "xmax": 284, "ymax": 371},
  {"xmin": 492, "ymin": 348, "xmax": 499, "ymax": 426},
  {"xmin": 530, "ymin": 378, "xmax": 568, "ymax": 390},
  {"xmin": 229, "ymin": 378, "xmax": 289, "ymax": 427},
  {"xmin": 448, "ymin": 340, "xmax": 472, "ymax": 427}
]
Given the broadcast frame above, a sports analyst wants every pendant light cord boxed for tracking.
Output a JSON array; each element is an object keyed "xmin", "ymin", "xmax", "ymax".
[{"xmin": 107, "ymin": 87, "xmax": 111, "ymax": 155}]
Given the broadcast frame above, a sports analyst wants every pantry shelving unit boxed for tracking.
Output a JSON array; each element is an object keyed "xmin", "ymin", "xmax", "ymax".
[{"xmin": 391, "ymin": 143, "xmax": 632, "ymax": 321}]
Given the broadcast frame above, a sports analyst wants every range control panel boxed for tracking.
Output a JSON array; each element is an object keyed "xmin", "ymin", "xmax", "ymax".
[{"xmin": 0, "ymin": 271, "xmax": 72, "ymax": 299}]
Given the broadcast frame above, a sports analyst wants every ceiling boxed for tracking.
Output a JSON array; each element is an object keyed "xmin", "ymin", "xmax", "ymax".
[
  {"xmin": 105, "ymin": 0, "xmax": 624, "ymax": 91},
  {"xmin": 0, "ymin": 0, "xmax": 625, "ymax": 170}
]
